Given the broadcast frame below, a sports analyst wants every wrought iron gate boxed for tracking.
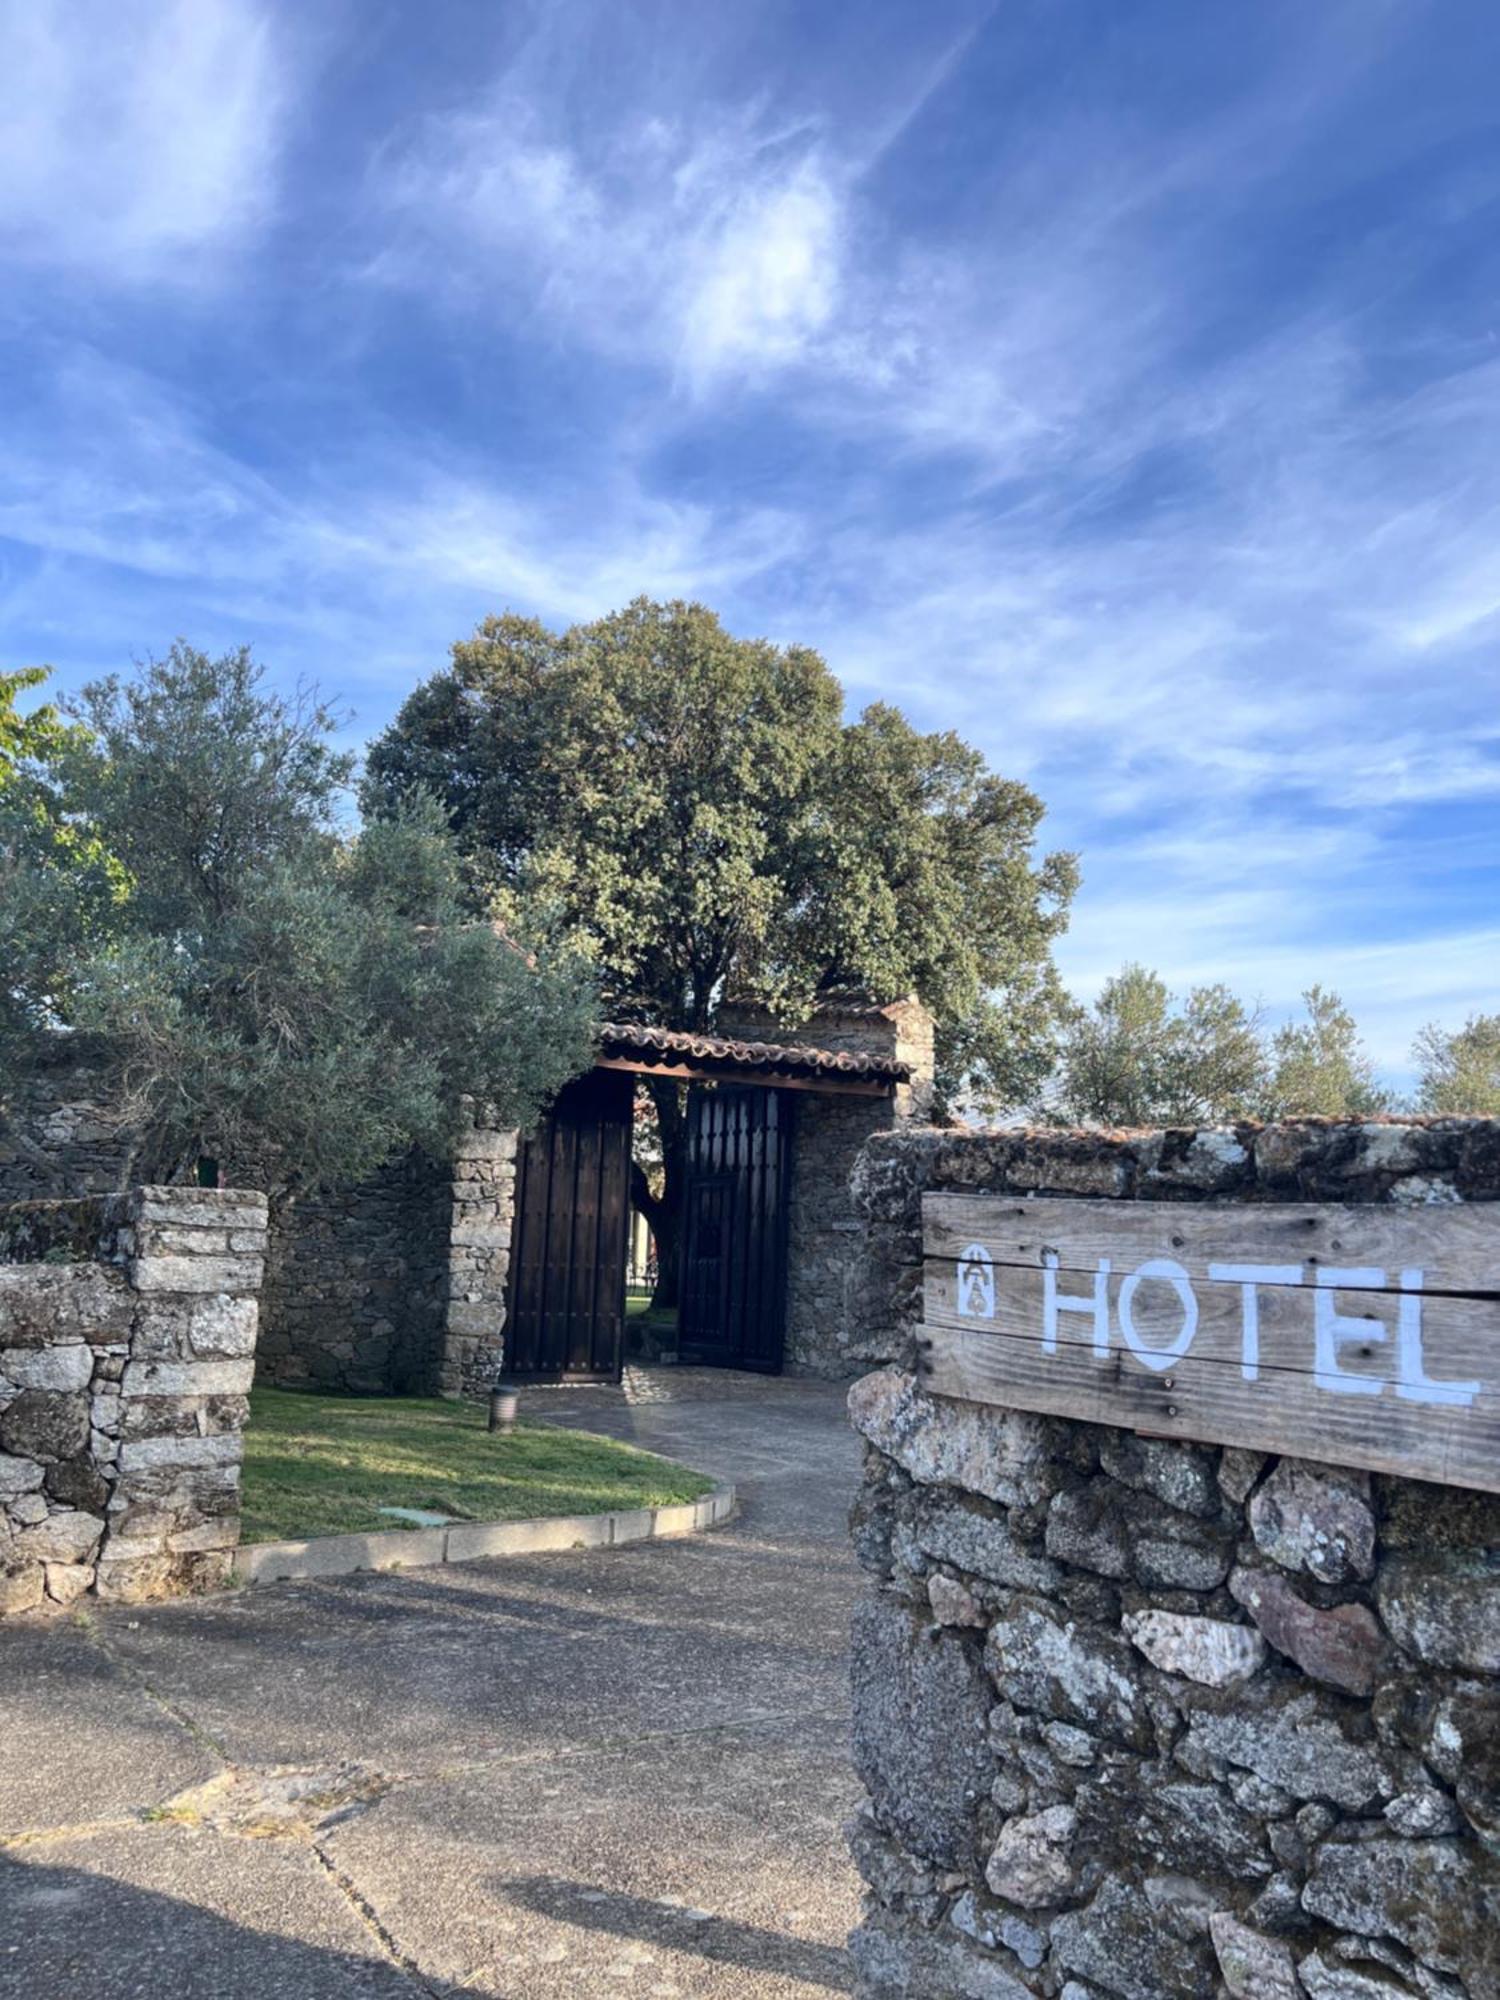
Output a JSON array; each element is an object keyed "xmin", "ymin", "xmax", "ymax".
[{"xmin": 678, "ymin": 1085, "xmax": 794, "ymax": 1373}]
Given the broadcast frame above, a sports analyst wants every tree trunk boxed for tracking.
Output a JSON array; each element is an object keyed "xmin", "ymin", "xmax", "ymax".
[{"xmin": 641, "ymin": 1077, "xmax": 687, "ymax": 1311}]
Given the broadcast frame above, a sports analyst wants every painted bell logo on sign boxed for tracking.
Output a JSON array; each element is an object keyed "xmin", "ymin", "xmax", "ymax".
[{"xmin": 957, "ymin": 1243, "xmax": 996, "ymax": 1320}]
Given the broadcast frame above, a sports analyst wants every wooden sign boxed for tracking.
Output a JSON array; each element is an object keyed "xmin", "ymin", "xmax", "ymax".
[{"xmin": 921, "ymin": 1195, "xmax": 1500, "ymax": 1492}]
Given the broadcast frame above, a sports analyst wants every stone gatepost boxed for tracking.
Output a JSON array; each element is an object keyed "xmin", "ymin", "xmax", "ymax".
[
  {"xmin": 0, "ymin": 1185, "xmax": 267, "ymax": 1614},
  {"xmin": 843, "ymin": 1118, "xmax": 1500, "ymax": 2000},
  {"xmin": 435, "ymin": 1112, "xmax": 519, "ymax": 1399}
]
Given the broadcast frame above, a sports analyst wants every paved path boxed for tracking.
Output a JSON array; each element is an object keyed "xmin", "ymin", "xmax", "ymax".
[{"xmin": 0, "ymin": 1373, "xmax": 863, "ymax": 1999}]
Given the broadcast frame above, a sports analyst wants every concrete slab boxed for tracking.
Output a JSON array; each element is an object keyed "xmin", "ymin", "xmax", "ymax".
[
  {"xmin": 443, "ymin": 1511, "xmax": 614, "ymax": 1562},
  {"xmin": 0, "ymin": 1623, "xmax": 218, "ymax": 1839},
  {"xmin": 2, "ymin": 1371, "xmax": 866, "ymax": 1998},
  {"xmin": 322, "ymin": 1711, "xmax": 860, "ymax": 1995},
  {"xmin": 234, "ymin": 1524, "xmax": 448, "ymax": 1583},
  {"xmin": 0, "ymin": 1825, "xmax": 430, "ymax": 1998},
  {"xmin": 97, "ymin": 1524, "xmax": 858, "ymax": 1773}
]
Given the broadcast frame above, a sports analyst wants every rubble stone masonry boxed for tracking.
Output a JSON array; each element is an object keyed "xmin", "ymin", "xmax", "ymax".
[
  {"xmin": 0, "ymin": 1186, "xmax": 267, "ymax": 1615},
  {"xmin": 844, "ymin": 1118, "xmax": 1500, "ymax": 2000}
]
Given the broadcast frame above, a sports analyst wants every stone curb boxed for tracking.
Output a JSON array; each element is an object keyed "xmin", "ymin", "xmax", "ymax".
[{"xmin": 232, "ymin": 1481, "xmax": 736, "ymax": 1586}]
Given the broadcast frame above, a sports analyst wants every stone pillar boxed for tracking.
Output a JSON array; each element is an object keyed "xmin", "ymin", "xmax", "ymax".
[
  {"xmin": 1, "ymin": 1185, "xmax": 267, "ymax": 1614},
  {"xmin": 843, "ymin": 1117, "xmax": 1500, "ymax": 2000},
  {"xmin": 435, "ymin": 1115, "xmax": 518, "ymax": 1399}
]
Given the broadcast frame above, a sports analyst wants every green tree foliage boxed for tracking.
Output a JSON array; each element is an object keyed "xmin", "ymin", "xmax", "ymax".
[
  {"xmin": 1413, "ymin": 1013, "xmax": 1500, "ymax": 1115},
  {"xmin": 1051, "ymin": 971, "xmax": 1391, "ymax": 1126},
  {"xmin": 0, "ymin": 667, "xmax": 124, "ymax": 1107},
  {"xmin": 1051, "ymin": 965, "xmax": 1267, "ymax": 1126},
  {"xmin": 1262, "ymin": 984, "xmax": 1388, "ymax": 1118},
  {"xmin": 5, "ymin": 646, "xmax": 596, "ymax": 1192},
  {"xmin": 364, "ymin": 598, "xmax": 1076, "ymax": 1294}
]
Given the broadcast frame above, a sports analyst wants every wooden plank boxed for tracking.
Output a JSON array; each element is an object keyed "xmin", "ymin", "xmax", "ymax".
[
  {"xmin": 595, "ymin": 1056, "xmax": 893, "ymax": 1097},
  {"xmin": 925, "ymin": 1260, "xmax": 1498, "ymax": 1402},
  {"xmin": 923, "ymin": 1322, "xmax": 1500, "ymax": 1493},
  {"xmin": 918, "ymin": 1193, "xmax": 1500, "ymax": 1492},
  {"xmin": 923, "ymin": 1193, "xmax": 1500, "ymax": 1295}
]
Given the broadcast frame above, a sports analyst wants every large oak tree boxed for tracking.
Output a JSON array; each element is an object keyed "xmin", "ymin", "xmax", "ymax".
[{"xmin": 364, "ymin": 598, "xmax": 1077, "ymax": 1300}]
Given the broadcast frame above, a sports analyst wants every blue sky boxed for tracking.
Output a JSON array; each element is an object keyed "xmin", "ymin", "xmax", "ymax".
[{"xmin": 3, "ymin": 0, "xmax": 1498, "ymax": 1084}]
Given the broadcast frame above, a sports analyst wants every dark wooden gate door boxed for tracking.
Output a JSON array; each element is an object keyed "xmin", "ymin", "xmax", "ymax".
[
  {"xmin": 678, "ymin": 1086, "xmax": 794, "ymax": 1373},
  {"xmin": 504, "ymin": 1068, "xmax": 633, "ymax": 1382}
]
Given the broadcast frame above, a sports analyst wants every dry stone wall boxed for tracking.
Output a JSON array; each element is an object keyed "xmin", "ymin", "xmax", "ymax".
[
  {"xmin": 0, "ymin": 1186, "xmax": 266, "ymax": 1614},
  {"xmin": 257, "ymin": 1149, "xmax": 451, "ymax": 1396},
  {"xmin": 0, "ymin": 1047, "xmax": 515, "ymax": 1399},
  {"xmin": 844, "ymin": 1118, "xmax": 1500, "ymax": 2000}
]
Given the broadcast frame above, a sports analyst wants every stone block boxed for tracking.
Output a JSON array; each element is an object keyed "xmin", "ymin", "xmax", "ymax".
[
  {"xmin": 1122, "ymin": 1609, "xmax": 1266, "ymax": 1687},
  {"xmin": 908, "ymin": 1488, "xmax": 1062, "ymax": 1592},
  {"xmin": 166, "ymin": 1519, "xmax": 239, "ymax": 1553},
  {"xmin": 848, "ymin": 1366, "xmax": 1065, "ymax": 1509},
  {"xmin": 1208, "ymin": 1914, "xmax": 1302, "ymax": 2000},
  {"xmin": 121, "ymin": 1358, "xmax": 255, "ymax": 1398},
  {"xmin": 1099, "ymin": 1432, "xmax": 1221, "ymax": 1517},
  {"xmin": 184, "ymin": 1295, "xmax": 259, "ymax": 1358},
  {"xmin": 1230, "ymin": 1565, "xmax": 1385, "ymax": 1694},
  {"xmin": 130, "ymin": 1254, "xmax": 265, "ymax": 1295},
  {"xmin": 1176, "ymin": 1686, "xmax": 1387, "ymax": 1810},
  {"xmin": 984, "ymin": 1803, "xmax": 1079, "ymax": 1907},
  {"xmin": 928, "ymin": 1573, "xmax": 986, "ymax": 1626},
  {"xmin": 1046, "ymin": 1484, "xmax": 1130, "ymax": 1578},
  {"xmin": 1377, "ymin": 1552, "xmax": 1500, "ymax": 1672},
  {"xmin": 0, "ymin": 1453, "xmax": 43, "ymax": 1497},
  {"xmin": 0, "ymin": 1265, "xmax": 134, "ymax": 1346},
  {"xmin": 0, "ymin": 1563, "xmax": 44, "ymax": 1615},
  {"xmin": 93, "ymin": 1553, "xmax": 173, "ymax": 1603},
  {"xmin": 1303, "ymin": 1837, "xmax": 1500, "ymax": 1986},
  {"xmin": 1249, "ymin": 1459, "xmax": 1376, "ymax": 1584},
  {"xmin": 2, "ymin": 1342, "xmax": 94, "ymax": 1392},
  {"xmin": 44, "ymin": 1561, "xmax": 94, "ymax": 1605},
  {"xmin": 134, "ymin": 1190, "xmax": 269, "ymax": 1228},
  {"xmin": 1077, "ymin": 1761, "xmax": 1273, "ymax": 1881},
  {"xmin": 116, "ymin": 1433, "xmax": 242, "ymax": 1473},
  {"xmin": 0, "ymin": 1390, "xmax": 90, "ymax": 1462},
  {"xmin": 1051, "ymin": 1877, "xmax": 1215, "ymax": 2000},
  {"xmin": 986, "ymin": 1594, "xmax": 1152, "ymax": 1748},
  {"xmin": 851, "ymin": 1593, "xmax": 993, "ymax": 1872},
  {"xmin": 43, "ymin": 1455, "xmax": 110, "ymax": 1512},
  {"xmin": 17, "ymin": 1508, "xmax": 103, "ymax": 1564},
  {"xmin": 1297, "ymin": 1951, "xmax": 1424, "ymax": 1998},
  {"xmin": 850, "ymin": 1909, "xmax": 1033, "ymax": 1999},
  {"xmin": 139, "ymin": 1225, "xmax": 231, "ymax": 1256}
]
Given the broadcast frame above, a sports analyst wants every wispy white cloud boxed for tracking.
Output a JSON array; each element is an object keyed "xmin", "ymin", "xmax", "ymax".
[
  {"xmin": 0, "ymin": 346, "xmax": 800, "ymax": 661},
  {"xmin": 0, "ymin": 0, "xmax": 287, "ymax": 282},
  {"xmin": 372, "ymin": 91, "xmax": 847, "ymax": 392}
]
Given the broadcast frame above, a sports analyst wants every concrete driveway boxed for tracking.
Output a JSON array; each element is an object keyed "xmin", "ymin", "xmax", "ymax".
[{"xmin": 0, "ymin": 1372, "xmax": 864, "ymax": 1999}]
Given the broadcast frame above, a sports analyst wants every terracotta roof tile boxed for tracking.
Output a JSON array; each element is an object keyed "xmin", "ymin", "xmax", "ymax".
[{"xmin": 599, "ymin": 1022, "xmax": 911, "ymax": 1085}]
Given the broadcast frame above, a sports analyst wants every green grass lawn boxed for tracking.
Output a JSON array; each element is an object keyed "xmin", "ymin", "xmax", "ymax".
[{"xmin": 240, "ymin": 1388, "xmax": 714, "ymax": 1544}]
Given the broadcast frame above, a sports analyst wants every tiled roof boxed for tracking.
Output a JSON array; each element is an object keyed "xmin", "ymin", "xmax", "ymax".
[{"xmin": 599, "ymin": 1022, "xmax": 911, "ymax": 1085}]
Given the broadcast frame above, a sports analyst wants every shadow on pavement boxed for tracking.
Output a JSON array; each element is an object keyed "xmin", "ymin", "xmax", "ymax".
[
  {"xmin": 0, "ymin": 1850, "xmax": 457, "ymax": 2000},
  {"xmin": 495, "ymin": 1874, "xmax": 853, "ymax": 1993}
]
